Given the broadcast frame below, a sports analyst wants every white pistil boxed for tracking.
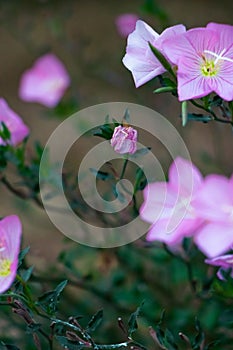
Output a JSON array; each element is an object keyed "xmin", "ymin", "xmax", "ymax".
[{"xmin": 204, "ymin": 49, "xmax": 233, "ymax": 64}]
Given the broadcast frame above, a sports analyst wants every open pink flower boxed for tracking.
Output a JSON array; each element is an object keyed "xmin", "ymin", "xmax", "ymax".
[
  {"xmin": 115, "ymin": 14, "xmax": 139, "ymax": 38},
  {"xmin": 110, "ymin": 125, "xmax": 137, "ymax": 154},
  {"xmin": 205, "ymin": 254, "xmax": 233, "ymax": 280},
  {"xmin": 19, "ymin": 53, "xmax": 70, "ymax": 108},
  {"xmin": 0, "ymin": 98, "xmax": 29, "ymax": 146},
  {"xmin": 163, "ymin": 23, "xmax": 233, "ymax": 101},
  {"xmin": 122, "ymin": 20, "xmax": 186, "ymax": 87},
  {"xmin": 0, "ymin": 215, "xmax": 22, "ymax": 294},
  {"xmin": 140, "ymin": 157, "xmax": 203, "ymax": 245},
  {"xmin": 192, "ymin": 175, "xmax": 233, "ymax": 258}
]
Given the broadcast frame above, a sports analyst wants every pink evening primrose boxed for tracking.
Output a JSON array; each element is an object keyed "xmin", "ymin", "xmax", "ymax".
[
  {"xmin": 140, "ymin": 157, "xmax": 203, "ymax": 245},
  {"xmin": 205, "ymin": 254, "xmax": 233, "ymax": 280},
  {"xmin": 163, "ymin": 22, "xmax": 233, "ymax": 101},
  {"xmin": 19, "ymin": 53, "xmax": 70, "ymax": 108},
  {"xmin": 115, "ymin": 14, "xmax": 139, "ymax": 38},
  {"xmin": 192, "ymin": 174, "xmax": 233, "ymax": 258},
  {"xmin": 0, "ymin": 215, "xmax": 22, "ymax": 294},
  {"xmin": 0, "ymin": 98, "xmax": 29, "ymax": 146},
  {"xmin": 122, "ymin": 20, "xmax": 186, "ymax": 87},
  {"xmin": 110, "ymin": 125, "xmax": 137, "ymax": 154}
]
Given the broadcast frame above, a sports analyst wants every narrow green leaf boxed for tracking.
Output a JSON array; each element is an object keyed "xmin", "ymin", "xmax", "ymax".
[
  {"xmin": 127, "ymin": 302, "xmax": 144, "ymax": 337},
  {"xmin": 86, "ymin": 309, "xmax": 103, "ymax": 332},
  {"xmin": 153, "ymin": 86, "xmax": 176, "ymax": 94},
  {"xmin": 181, "ymin": 101, "xmax": 188, "ymax": 127},
  {"xmin": 149, "ymin": 43, "xmax": 176, "ymax": 79}
]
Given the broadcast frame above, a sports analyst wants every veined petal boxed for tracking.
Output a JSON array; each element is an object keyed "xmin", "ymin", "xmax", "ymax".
[
  {"xmin": 140, "ymin": 182, "xmax": 175, "ymax": 223},
  {"xmin": 194, "ymin": 223, "xmax": 233, "ymax": 258},
  {"xmin": 156, "ymin": 24, "xmax": 186, "ymax": 49},
  {"xmin": 146, "ymin": 217, "xmax": 201, "ymax": 245},
  {"xmin": 207, "ymin": 61, "xmax": 233, "ymax": 101},
  {"xmin": 192, "ymin": 174, "xmax": 233, "ymax": 223},
  {"xmin": 206, "ymin": 22, "xmax": 233, "ymax": 51},
  {"xmin": 169, "ymin": 157, "xmax": 203, "ymax": 196}
]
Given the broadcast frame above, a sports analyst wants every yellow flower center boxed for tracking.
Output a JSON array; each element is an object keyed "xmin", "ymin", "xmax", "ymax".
[
  {"xmin": 0, "ymin": 258, "xmax": 11, "ymax": 277},
  {"xmin": 200, "ymin": 48, "xmax": 233, "ymax": 78}
]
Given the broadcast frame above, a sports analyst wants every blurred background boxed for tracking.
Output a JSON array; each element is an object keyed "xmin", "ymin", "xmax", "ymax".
[{"xmin": 1, "ymin": 0, "xmax": 233, "ymax": 348}]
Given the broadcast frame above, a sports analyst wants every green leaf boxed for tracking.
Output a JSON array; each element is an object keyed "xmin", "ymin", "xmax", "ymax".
[
  {"xmin": 149, "ymin": 43, "xmax": 176, "ymax": 79},
  {"xmin": 181, "ymin": 101, "xmax": 188, "ymax": 127},
  {"xmin": 55, "ymin": 336, "xmax": 85, "ymax": 350},
  {"xmin": 18, "ymin": 246, "xmax": 30, "ymax": 267},
  {"xmin": 134, "ymin": 167, "xmax": 147, "ymax": 193},
  {"xmin": 0, "ymin": 122, "xmax": 11, "ymax": 141},
  {"xmin": 21, "ymin": 266, "xmax": 34, "ymax": 282},
  {"xmin": 37, "ymin": 280, "xmax": 67, "ymax": 315},
  {"xmin": 192, "ymin": 318, "xmax": 205, "ymax": 350},
  {"xmin": 164, "ymin": 329, "xmax": 178, "ymax": 350},
  {"xmin": 123, "ymin": 109, "xmax": 131, "ymax": 124},
  {"xmin": 0, "ymin": 343, "xmax": 20, "ymax": 350},
  {"xmin": 185, "ymin": 113, "xmax": 213, "ymax": 123},
  {"xmin": 127, "ymin": 302, "xmax": 144, "ymax": 337},
  {"xmin": 90, "ymin": 168, "xmax": 114, "ymax": 181},
  {"xmin": 86, "ymin": 309, "xmax": 103, "ymax": 332},
  {"xmin": 153, "ymin": 86, "xmax": 176, "ymax": 94}
]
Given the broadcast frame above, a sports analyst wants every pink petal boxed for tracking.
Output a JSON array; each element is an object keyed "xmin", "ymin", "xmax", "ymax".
[
  {"xmin": 146, "ymin": 216, "xmax": 201, "ymax": 245},
  {"xmin": 192, "ymin": 174, "xmax": 233, "ymax": 223},
  {"xmin": 169, "ymin": 157, "xmax": 203, "ymax": 196},
  {"xmin": 115, "ymin": 14, "xmax": 139, "ymax": 38},
  {"xmin": 122, "ymin": 20, "xmax": 166, "ymax": 87},
  {"xmin": 194, "ymin": 222, "xmax": 233, "ymax": 258},
  {"xmin": 0, "ymin": 98, "xmax": 29, "ymax": 146},
  {"xmin": 140, "ymin": 182, "xmax": 175, "ymax": 223},
  {"xmin": 0, "ymin": 215, "xmax": 22, "ymax": 293},
  {"xmin": 19, "ymin": 53, "xmax": 70, "ymax": 108}
]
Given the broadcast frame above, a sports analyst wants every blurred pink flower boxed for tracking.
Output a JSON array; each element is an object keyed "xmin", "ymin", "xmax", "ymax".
[
  {"xmin": 192, "ymin": 175, "xmax": 233, "ymax": 258},
  {"xmin": 163, "ymin": 23, "xmax": 233, "ymax": 101},
  {"xmin": 110, "ymin": 125, "xmax": 137, "ymax": 154},
  {"xmin": 205, "ymin": 254, "xmax": 233, "ymax": 280},
  {"xmin": 115, "ymin": 14, "xmax": 139, "ymax": 38},
  {"xmin": 19, "ymin": 53, "xmax": 70, "ymax": 108},
  {"xmin": 122, "ymin": 20, "xmax": 186, "ymax": 87},
  {"xmin": 140, "ymin": 157, "xmax": 203, "ymax": 245},
  {"xmin": 0, "ymin": 98, "xmax": 29, "ymax": 146},
  {"xmin": 0, "ymin": 215, "xmax": 22, "ymax": 294}
]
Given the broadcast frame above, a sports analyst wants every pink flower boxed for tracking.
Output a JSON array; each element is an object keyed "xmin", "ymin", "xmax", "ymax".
[
  {"xmin": 110, "ymin": 125, "xmax": 137, "ymax": 154},
  {"xmin": 0, "ymin": 215, "xmax": 22, "ymax": 294},
  {"xmin": 163, "ymin": 23, "xmax": 233, "ymax": 101},
  {"xmin": 140, "ymin": 157, "xmax": 203, "ymax": 245},
  {"xmin": 0, "ymin": 98, "xmax": 29, "ymax": 146},
  {"xmin": 205, "ymin": 254, "xmax": 233, "ymax": 280},
  {"xmin": 19, "ymin": 53, "xmax": 70, "ymax": 108},
  {"xmin": 192, "ymin": 175, "xmax": 233, "ymax": 258},
  {"xmin": 122, "ymin": 20, "xmax": 186, "ymax": 87},
  {"xmin": 115, "ymin": 14, "xmax": 139, "ymax": 38}
]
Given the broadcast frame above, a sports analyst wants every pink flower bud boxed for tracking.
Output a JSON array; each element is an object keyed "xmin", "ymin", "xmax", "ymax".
[{"xmin": 110, "ymin": 125, "xmax": 137, "ymax": 154}]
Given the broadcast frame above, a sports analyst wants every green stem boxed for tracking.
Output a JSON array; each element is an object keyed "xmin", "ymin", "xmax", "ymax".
[{"xmin": 120, "ymin": 157, "xmax": 128, "ymax": 180}]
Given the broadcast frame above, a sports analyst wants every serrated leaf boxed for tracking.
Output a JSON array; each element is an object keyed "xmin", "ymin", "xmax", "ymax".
[
  {"xmin": 127, "ymin": 302, "xmax": 144, "ymax": 337},
  {"xmin": 86, "ymin": 309, "xmax": 103, "ymax": 332}
]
